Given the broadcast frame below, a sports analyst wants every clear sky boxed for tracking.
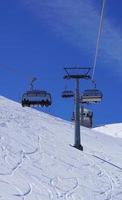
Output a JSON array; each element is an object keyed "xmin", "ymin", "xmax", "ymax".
[{"xmin": 0, "ymin": 0, "xmax": 122, "ymax": 126}]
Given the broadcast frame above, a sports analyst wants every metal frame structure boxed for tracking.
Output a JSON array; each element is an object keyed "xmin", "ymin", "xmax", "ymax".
[
  {"xmin": 64, "ymin": 67, "xmax": 91, "ymax": 151},
  {"xmin": 64, "ymin": 67, "xmax": 91, "ymax": 79}
]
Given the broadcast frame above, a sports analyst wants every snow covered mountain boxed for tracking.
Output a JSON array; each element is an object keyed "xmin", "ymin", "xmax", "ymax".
[
  {"xmin": 0, "ymin": 96, "xmax": 122, "ymax": 200},
  {"xmin": 93, "ymin": 123, "xmax": 122, "ymax": 138}
]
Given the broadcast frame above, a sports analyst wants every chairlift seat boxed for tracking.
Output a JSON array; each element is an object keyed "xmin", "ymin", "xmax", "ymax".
[{"xmin": 62, "ymin": 90, "xmax": 74, "ymax": 98}]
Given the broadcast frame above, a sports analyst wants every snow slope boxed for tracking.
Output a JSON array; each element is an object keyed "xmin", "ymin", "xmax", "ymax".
[
  {"xmin": 93, "ymin": 123, "xmax": 122, "ymax": 138},
  {"xmin": 0, "ymin": 96, "xmax": 122, "ymax": 200}
]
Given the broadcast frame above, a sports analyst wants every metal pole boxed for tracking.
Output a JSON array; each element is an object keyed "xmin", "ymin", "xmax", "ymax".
[{"xmin": 74, "ymin": 78, "xmax": 83, "ymax": 151}]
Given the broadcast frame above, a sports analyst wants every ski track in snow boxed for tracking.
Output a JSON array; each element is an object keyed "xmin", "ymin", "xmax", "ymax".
[
  {"xmin": 84, "ymin": 152, "xmax": 114, "ymax": 200},
  {"xmin": 0, "ymin": 96, "xmax": 121, "ymax": 200},
  {"xmin": 84, "ymin": 151, "xmax": 122, "ymax": 200}
]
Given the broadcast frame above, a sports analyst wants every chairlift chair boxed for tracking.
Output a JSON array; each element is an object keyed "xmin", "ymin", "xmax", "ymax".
[
  {"xmin": 81, "ymin": 89, "xmax": 103, "ymax": 103},
  {"xmin": 21, "ymin": 77, "xmax": 52, "ymax": 107},
  {"xmin": 62, "ymin": 90, "xmax": 74, "ymax": 98},
  {"xmin": 21, "ymin": 90, "xmax": 52, "ymax": 107}
]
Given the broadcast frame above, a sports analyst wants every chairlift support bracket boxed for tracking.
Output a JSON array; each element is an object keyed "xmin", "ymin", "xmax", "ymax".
[{"xmin": 30, "ymin": 77, "xmax": 37, "ymax": 91}]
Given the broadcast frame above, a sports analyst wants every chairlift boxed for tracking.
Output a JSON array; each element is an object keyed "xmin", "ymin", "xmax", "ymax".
[
  {"xmin": 62, "ymin": 90, "xmax": 74, "ymax": 98},
  {"xmin": 21, "ymin": 90, "xmax": 52, "ymax": 107},
  {"xmin": 62, "ymin": 80, "xmax": 74, "ymax": 98},
  {"xmin": 21, "ymin": 78, "xmax": 52, "ymax": 107},
  {"xmin": 81, "ymin": 89, "xmax": 103, "ymax": 103}
]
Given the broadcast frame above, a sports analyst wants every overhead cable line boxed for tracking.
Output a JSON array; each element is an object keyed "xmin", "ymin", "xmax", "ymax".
[{"xmin": 92, "ymin": 0, "xmax": 106, "ymax": 80}]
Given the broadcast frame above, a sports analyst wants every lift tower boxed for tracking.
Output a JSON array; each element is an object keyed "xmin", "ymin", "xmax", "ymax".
[{"xmin": 64, "ymin": 67, "xmax": 91, "ymax": 151}]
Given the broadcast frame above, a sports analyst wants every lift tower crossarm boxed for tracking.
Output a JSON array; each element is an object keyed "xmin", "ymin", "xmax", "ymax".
[
  {"xmin": 64, "ymin": 74, "xmax": 91, "ymax": 79},
  {"xmin": 64, "ymin": 67, "xmax": 91, "ymax": 79}
]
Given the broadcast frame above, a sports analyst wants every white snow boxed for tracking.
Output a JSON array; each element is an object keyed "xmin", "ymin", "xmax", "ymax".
[
  {"xmin": 0, "ymin": 96, "xmax": 122, "ymax": 200},
  {"xmin": 93, "ymin": 123, "xmax": 122, "ymax": 138}
]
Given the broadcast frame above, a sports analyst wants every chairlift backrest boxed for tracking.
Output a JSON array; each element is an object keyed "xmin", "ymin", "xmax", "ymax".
[
  {"xmin": 83, "ymin": 79, "xmax": 101, "ymax": 96},
  {"xmin": 83, "ymin": 89, "xmax": 102, "ymax": 96},
  {"xmin": 27, "ymin": 90, "xmax": 46, "ymax": 95}
]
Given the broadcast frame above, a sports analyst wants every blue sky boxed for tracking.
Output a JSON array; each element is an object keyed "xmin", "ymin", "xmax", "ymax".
[{"xmin": 0, "ymin": 0, "xmax": 122, "ymax": 126}]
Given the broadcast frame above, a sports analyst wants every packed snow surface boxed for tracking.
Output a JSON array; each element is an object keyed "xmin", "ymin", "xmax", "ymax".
[
  {"xmin": 93, "ymin": 123, "xmax": 122, "ymax": 138},
  {"xmin": 0, "ymin": 96, "xmax": 122, "ymax": 200}
]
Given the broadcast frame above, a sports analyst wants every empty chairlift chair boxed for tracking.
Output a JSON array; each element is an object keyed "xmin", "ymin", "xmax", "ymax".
[
  {"xmin": 62, "ymin": 90, "xmax": 74, "ymax": 98},
  {"xmin": 21, "ymin": 90, "xmax": 52, "ymax": 107},
  {"xmin": 21, "ymin": 77, "xmax": 52, "ymax": 107},
  {"xmin": 81, "ymin": 89, "xmax": 103, "ymax": 103}
]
